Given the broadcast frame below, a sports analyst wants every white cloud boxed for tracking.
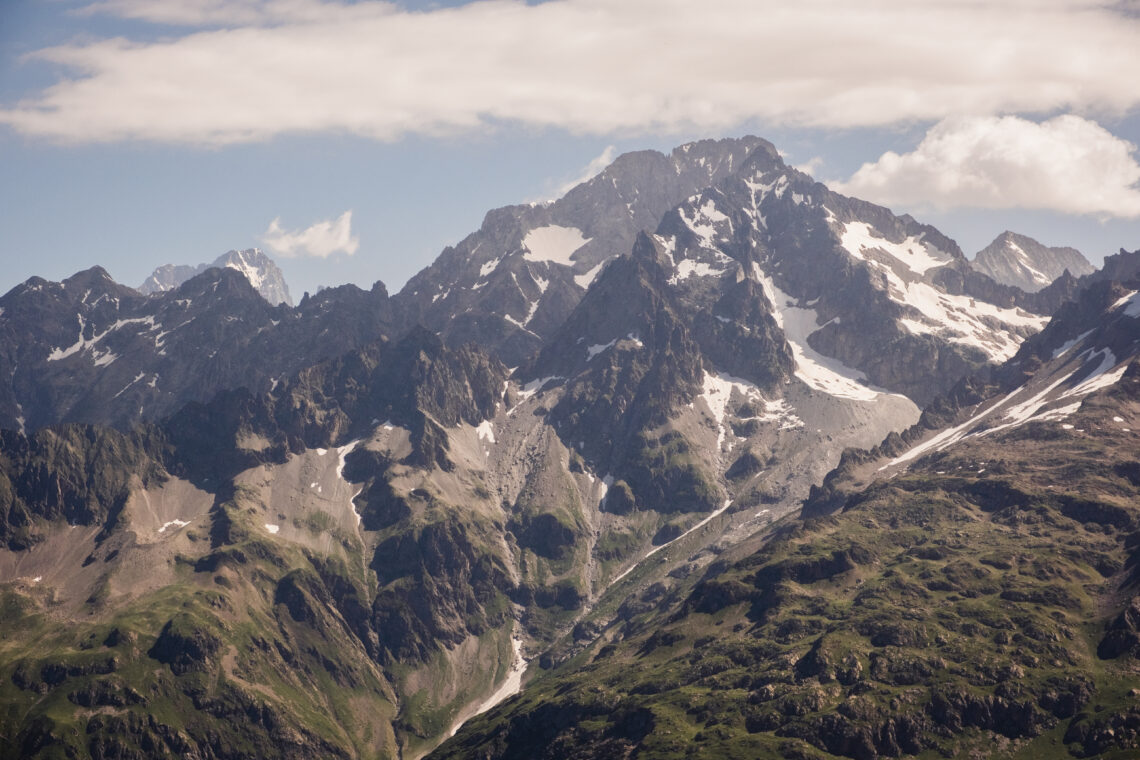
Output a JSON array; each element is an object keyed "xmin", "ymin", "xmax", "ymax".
[
  {"xmin": 556, "ymin": 145, "xmax": 616, "ymax": 196},
  {"xmin": 261, "ymin": 210, "xmax": 360, "ymax": 258},
  {"xmin": 78, "ymin": 0, "xmax": 391, "ymax": 27},
  {"xmin": 3, "ymin": 0, "xmax": 1140, "ymax": 145},
  {"xmin": 831, "ymin": 115, "xmax": 1140, "ymax": 218},
  {"xmin": 792, "ymin": 157, "xmax": 824, "ymax": 177}
]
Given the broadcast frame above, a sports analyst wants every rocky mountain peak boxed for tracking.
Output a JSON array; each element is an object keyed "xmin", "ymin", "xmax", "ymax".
[
  {"xmin": 392, "ymin": 136, "xmax": 790, "ymax": 368},
  {"xmin": 139, "ymin": 248, "xmax": 293, "ymax": 306},
  {"xmin": 971, "ymin": 230, "xmax": 1094, "ymax": 293}
]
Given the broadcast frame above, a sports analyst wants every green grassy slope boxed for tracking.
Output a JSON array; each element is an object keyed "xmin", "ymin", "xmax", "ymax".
[{"xmin": 436, "ymin": 366, "xmax": 1140, "ymax": 760}]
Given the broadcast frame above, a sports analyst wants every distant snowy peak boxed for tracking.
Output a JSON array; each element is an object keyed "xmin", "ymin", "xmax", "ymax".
[
  {"xmin": 139, "ymin": 248, "xmax": 293, "ymax": 306},
  {"xmin": 972, "ymin": 231, "xmax": 1095, "ymax": 293},
  {"xmin": 139, "ymin": 264, "xmax": 201, "ymax": 295}
]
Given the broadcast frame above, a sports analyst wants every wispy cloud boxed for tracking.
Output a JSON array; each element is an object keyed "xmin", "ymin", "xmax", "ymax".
[
  {"xmin": 831, "ymin": 115, "xmax": 1140, "ymax": 219},
  {"xmin": 261, "ymin": 210, "xmax": 360, "ymax": 258},
  {"xmin": 3, "ymin": 0, "xmax": 1140, "ymax": 145},
  {"xmin": 556, "ymin": 145, "xmax": 616, "ymax": 196}
]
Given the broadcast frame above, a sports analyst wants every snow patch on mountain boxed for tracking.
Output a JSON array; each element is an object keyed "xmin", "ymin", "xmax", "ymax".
[
  {"xmin": 47, "ymin": 315, "xmax": 156, "ymax": 362},
  {"xmin": 1059, "ymin": 349, "xmax": 1128, "ymax": 399},
  {"xmin": 669, "ymin": 259, "xmax": 730, "ymax": 284},
  {"xmin": 833, "ymin": 227, "xmax": 1048, "ymax": 361},
  {"xmin": 531, "ymin": 271, "xmax": 550, "ymax": 294},
  {"xmin": 680, "ymin": 198, "xmax": 732, "ymax": 249},
  {"xmin": 586, "ymin": 339, "xmax": 617, "ymax": 359},
  {"xmin": 697, "ymin": 370, "xmax": 802, "ymax": 450},
  {"xmin": 158, "ymin": 519, "xmax": 190, "ymax": 533},
  {"xmin": 611, "ymin": 498, "xmax": 734, "ymax": 586},
  {"xmin": 896, "ymin": 283, "xmax": 1048, "ymax": 362},
  {"xmin": 515, "ymin": 376, "xmax": 563, "ymax": 401},
  {"xmin": 336, "ymin": 440, "xmax": 361, "ymax": 482},
  {"xmin": 840, "ymin": 222, "xmax": 954, "ymax": 276},
  {"xmin": 522, "ymin": 225, "xmax": 590, "ymax": 266},
  {"xmin": 478, "ymin": 258, "xmax": 502, "ymax": 279},
  {"xmin": 113, "ymin": 372, "xmax": 147, "ymax": 398},
  {"xmin": 476, "ymin": 420, "xmax": 496, "ymax": 444},
  {"xmin": 452, "ymin": 632, "xmax": 527, "ymax": 735},
  {"xmin": 754, "ymin": 265, "xmax": 890, "ymax": 401}
]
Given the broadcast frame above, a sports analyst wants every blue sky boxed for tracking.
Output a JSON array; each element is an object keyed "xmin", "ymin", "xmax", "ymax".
[{"xmin": 3, "ymin": 0, "xmax": 1140, "ymax": 301}]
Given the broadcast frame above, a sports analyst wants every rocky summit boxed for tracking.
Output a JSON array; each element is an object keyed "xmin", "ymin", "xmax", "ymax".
[
  {"xmin": 972, "ymin": 231, "xmax": 1096, "ymax": 294},
  {"xmin": 0, "ymin": 136, "xmax": 1138, "ymax": 760}
]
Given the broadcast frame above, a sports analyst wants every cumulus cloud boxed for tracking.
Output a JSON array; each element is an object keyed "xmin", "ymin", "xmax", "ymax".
[
  {"xmin": 261, "ymin": 210, "xmax": 360, "ymax": 258},
  {"xmin": 831, "ymin": 115, "xmax": 1140, "ymax": 218},
  {"xmin": 3, "ymin": 0, "xmax": 1140, "ymax": 145}
]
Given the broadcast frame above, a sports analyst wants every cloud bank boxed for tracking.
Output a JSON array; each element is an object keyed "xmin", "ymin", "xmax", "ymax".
[
  {"xmin": 261, "ymin": 210, "xmax": 360, "ymax": 258},
  {"xmin": 832, "ymin": 115, "xmax": 1140, "ymax": 219},
  {"xmin": 3, "ymin": 0, "xmax": 1140, "ymax": 145}
]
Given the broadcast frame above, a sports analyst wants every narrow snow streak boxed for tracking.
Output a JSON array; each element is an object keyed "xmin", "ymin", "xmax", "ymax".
[
  {"xmin": 467, "ymin": 637, "xmax": 525, "ymax": 725},
  {"xmin": 1052, "ymin": 330, "xmax": 1095, "ymax": 358},
  {"xmin": 445, "ymin": 631, "xmax": 527, "ymax": 743},
  {"xmin": 889, "ymin": 346, "xmax": 1130, "ymax": 467},
  {"xmin": 336, "ymin": 440, "xmax": 364, "ymax": 525},
  {"xmin": 611, "ymin": 499, "xmax": 734, "ymax": 586}
]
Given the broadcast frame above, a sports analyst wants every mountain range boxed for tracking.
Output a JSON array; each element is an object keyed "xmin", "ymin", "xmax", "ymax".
[{"xmin": 0, "ymin": 136, "xmax": 1137, "ymax": 760}]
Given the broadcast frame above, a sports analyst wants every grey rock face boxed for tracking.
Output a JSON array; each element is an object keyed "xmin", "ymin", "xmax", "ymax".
[
  {"xmin": 140, "ymin": 248, "xmax": 293, "ymax": 306},
  {"xmin": 972, "ymin": 231, "xmax": 1095, "ymax": 293}
]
